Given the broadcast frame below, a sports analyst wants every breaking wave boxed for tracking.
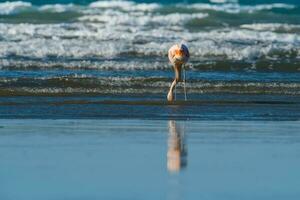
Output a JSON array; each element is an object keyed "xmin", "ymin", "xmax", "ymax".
[
  {"xmin": 240, "ymin": 23, "xmax": 300, "ymax": 33},
  {"xmin": 0, "ymin": 0, "xmax": 299, "ymax": 72},
  {"xmin": 186, "ymin": 3, "xmax": 295, "ymax": 13},
  {"xmin": 0, "ymin": 0, "xmax": 299, "ymax": 78},
  {"xmin": 0, "ymin": 1, "xmax": 32, "ymax": 15},
  {"xmin": 0, "ymin": 1, "xmax": 296, "ymax": 15},
  {"xmin": 0, "ymin": 22, "xmax": 299, "ymax": 67}
]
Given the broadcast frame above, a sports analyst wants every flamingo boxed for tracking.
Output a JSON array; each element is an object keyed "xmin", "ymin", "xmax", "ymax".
[
  {"xmin": 167, "ymin": 43, "xmax": 190, "ymax": 101},
  {"xmin": 167, "ymin": 120, "xmax": 187, "ymax": 172}
]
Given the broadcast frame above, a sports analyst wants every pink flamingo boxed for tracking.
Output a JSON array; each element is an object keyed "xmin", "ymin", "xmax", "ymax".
[{"xmin": 167, "ymin": 43, "xmax": 190, "ymax": 101}]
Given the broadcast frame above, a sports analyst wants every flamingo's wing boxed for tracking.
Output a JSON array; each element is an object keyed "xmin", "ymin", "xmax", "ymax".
[{"xmin": 181, "ymin": 44, "xmax": 190, "ymax": 58}]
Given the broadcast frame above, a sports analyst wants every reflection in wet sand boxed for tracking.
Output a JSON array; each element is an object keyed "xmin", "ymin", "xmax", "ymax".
[{"xmin": 167, "ymin": 120, "xmax": 187, "ymax": 172}]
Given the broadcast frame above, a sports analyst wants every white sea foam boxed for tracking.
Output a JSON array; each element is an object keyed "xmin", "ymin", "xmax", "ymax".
[
  {"xmin": 0, "ymin": 1, "xmax": 32, "ymax": 15},
  {"xmin": 0, "ymin": 0, "xmax": 296, "ymax": 16},
  {"xmin": 78, "ymin": 11, "xmax": 208, "ymax": 26},
  {"xmin": 187, "ymin": 3, "xmax": 295, "ymax": 13},
  {"xmin": 0, "ymin": 21, "xmax": 299, "ymax": 63},
  {"xmin": 0, "ymin": 0, "xmax": 299, "ymax": 69},
  {"xmin": 241, "ymin": 23, "xmax": 300, "ymax": 32},
  {"xmin": 89, "ymin": 0, "xmax": 160, "ymax": 11},
  {"xmin": 39, "ymin": 4, "xmax": 77, "ymax": 13},
  {"xmin": 0, "ymin": 1, "xmax": 81, "ymax": 14},
  {"xmin": 0, "ymin": 58, "xmax": 168, "ymax": 70},
  {"xmin": 209, "ymin": 0, "xmax": 238, "ymax": 4},
  {"xmin": 89, "ymin": 0, "xmax": 134, "ymax": 8}
]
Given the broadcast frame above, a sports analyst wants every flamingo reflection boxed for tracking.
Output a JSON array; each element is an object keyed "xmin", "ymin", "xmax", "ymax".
[{"xmin": 167, "ymin": 120, "xmax": 187, "ymax": 172}]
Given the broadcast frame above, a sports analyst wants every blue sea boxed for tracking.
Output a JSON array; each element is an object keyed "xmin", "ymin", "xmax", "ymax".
[
  {"xmin": 0, "ymin": 0, "xmax": 300, "ymax": 119},
  {"xmin": 0, "ymin": 1, "xmax": 300, "ymax": 199}
]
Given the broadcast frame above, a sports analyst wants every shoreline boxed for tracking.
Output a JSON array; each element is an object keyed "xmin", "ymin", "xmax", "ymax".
[{"xmin": 0, "ymin": 94, "xmax": 299, "ymax": 120}]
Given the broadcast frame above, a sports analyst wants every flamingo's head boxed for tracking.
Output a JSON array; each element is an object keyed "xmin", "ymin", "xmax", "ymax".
[
  {"xmin": 175, "ymin": 49, "xmax": 184, "ymax": 57},
  {"xmin": 173, "ymin": 44, "xmax": 189, "ymax": 64}
]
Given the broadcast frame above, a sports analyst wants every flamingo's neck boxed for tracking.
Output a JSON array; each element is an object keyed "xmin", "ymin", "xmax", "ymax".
[{"xmin": 174, "ymin": 64, "xmax": 182, "ymax": 82}]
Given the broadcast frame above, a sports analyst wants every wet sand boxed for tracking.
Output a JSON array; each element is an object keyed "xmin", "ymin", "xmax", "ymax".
[
  {"xmin": 1, "ymin": 94, "xmax": 300, "ymax": 120},
  {"xmin": 1, "ymin": 119, "xmax": 300, "ymax": 200}
]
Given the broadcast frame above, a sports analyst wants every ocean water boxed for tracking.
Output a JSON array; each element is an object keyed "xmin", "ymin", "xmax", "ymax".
[{"xmin": 0, "ymin": 0, "xmax": 299, "ymax": 108}]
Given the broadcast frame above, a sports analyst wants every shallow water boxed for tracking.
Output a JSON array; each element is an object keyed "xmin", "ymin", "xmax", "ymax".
[
  {"xmin": 0, "ymin": 94, "xmax": 299, "ymax": 120},
  {"xmin": 0, "ymin": 0, "xmax": 300, "ymax": 97},
  {"xmin": 1, "ymin": 119, "xmax": 300, "ymax": 200}
]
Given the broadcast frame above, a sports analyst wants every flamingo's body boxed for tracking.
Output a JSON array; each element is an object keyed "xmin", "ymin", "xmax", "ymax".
[{"xmin": 167, "ymin": 44, "xmax": 190, "ymax": 101}]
